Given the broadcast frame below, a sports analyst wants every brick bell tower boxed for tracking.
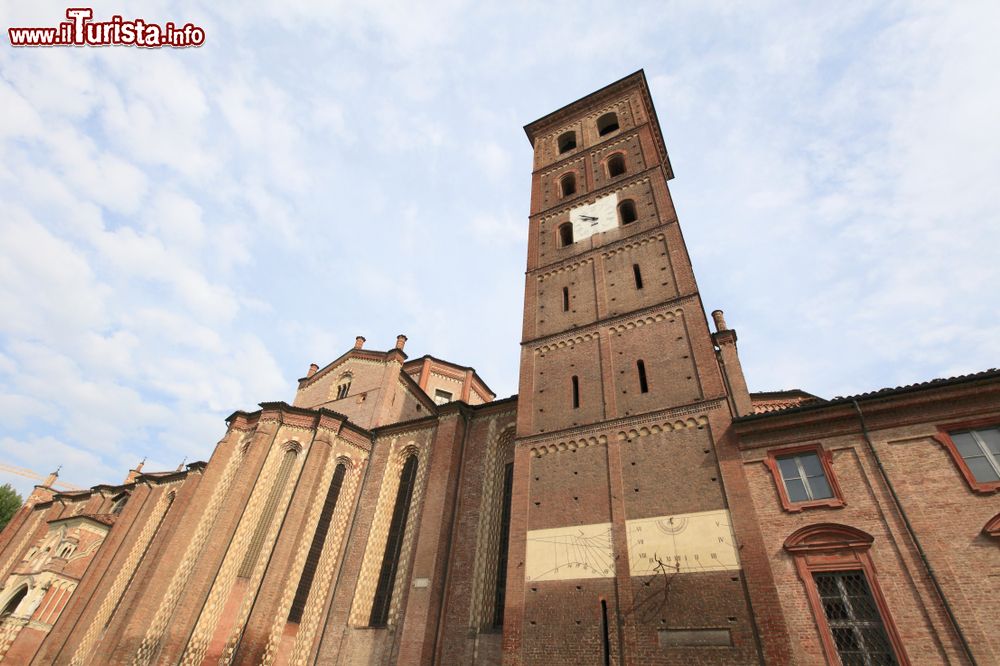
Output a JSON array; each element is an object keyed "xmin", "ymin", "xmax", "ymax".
[{"xmin": 504, "ymin": 71, "xmax": 787, "ymax": 664}]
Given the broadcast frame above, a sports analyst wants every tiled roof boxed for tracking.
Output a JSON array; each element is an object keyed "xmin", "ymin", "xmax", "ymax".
[{"xmin": 738, "ymin": 368, "xmax": 1000, "ymax": 421}]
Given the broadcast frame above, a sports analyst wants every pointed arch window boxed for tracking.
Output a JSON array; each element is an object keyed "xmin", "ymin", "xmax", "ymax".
[
  {"xmin": 238, "ymin": 447, "xmax": 298, "ymax": 578},
  {"xmin": 0, "ymin": 586, "xmax": 27, "ymax": 618},
  {"xmin": 492, "ymin": 461, "xmax": 514, "ymax": 627},
  {"xmin": 289, "ymin": 463, "xmax": 347, "ymax": 623},
  {"xmin": 370, "ymin": 455, "xmax": 418, "ymax": 627},
  {"xmin": 597, "ymin": 112, "xmax": 620, "ymax": 136},
  {"xmin": 111, "ymin": 493, "xmax": 129, "ymax": 515}
]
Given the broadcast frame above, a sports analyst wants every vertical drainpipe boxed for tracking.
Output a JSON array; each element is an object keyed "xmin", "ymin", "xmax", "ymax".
[{"xmin": 851, "ymin": 399, "xmax": 977, "ymax": 665}]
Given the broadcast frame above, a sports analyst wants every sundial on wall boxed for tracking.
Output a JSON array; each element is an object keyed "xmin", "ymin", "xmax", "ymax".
[
  {"xmin": 626, "ymin": 509, "xmax": 740, "ymax": 576},
  {"xmin": 524, "ymin": 522, "xmax": 615, "ymax": 582}
]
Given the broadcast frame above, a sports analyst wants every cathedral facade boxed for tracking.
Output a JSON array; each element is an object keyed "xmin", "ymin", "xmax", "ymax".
[{"xmin": 0, "ymin": 71, "xmax": 997, "ymax": 665}]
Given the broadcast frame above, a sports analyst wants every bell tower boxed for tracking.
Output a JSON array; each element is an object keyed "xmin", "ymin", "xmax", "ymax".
[{"xmin": 504, "ymin": 71, "xmax": 782, "ymax": 664}]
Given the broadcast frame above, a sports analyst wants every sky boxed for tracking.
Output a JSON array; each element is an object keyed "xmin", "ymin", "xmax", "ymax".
[{"xmin": 1, "ymin": 1, "xmax": 998, "ymax": 495}]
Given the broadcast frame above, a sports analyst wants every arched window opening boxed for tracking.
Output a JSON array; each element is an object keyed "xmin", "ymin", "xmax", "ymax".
[
  {"xmin": 637, "ymin": 360, "xmax": 649, "ymax": 394},
  {"xmin": 558, "ymin": 222, "xmax": 574, "ymax": 247},
  {"xmin": 289, "ymin": 463, "xmax": 347, "ymax": 624},
  {"xmin": 492, "ymin": 462, "xmax": 514, "ymax": 627},
  {"xmin": 238, "ymin": 448, "xmax": 298, "ymax": 579},
  {"xmin": 112, "ymin": 493, "xmax": 129, "ymax": 515},
  {"xmin": 562, "ymin": 287, "xmax": 570, "ymax": 312},
  {"xmin": 597, "ymin": 112, "xmax": 620, "ymax": 136},
  {"xmin": 336, "ymin": 374, "xmax": 352, "ymax": 400},
  {"xmin": 607, "ymin": 154, "xmax": 626, "ymax": 178},
  {"xmin": 560, "ymin": 173, "xmax": 576, "ymax": 197},
  {"xmin": 370, "ymin": 455, "xmax": 419, "ymax": 627},
  {"xmin": 557, "ymin": 131, "xmax": 577, "ymax": 154},
  {"xmin": 0, "ymin": 586, "xmax": 27, "ymax": 618},
  {"xmin": 632, "ymin": 264, "xmax": 643, "ymax": 290},
  {"xmin": 571, "ymin": 376, "xmax": 580, "ymax": 409},
  {"xmin": 618, "ymin": 199, "xmax": 637, "ymax": 225},
  {"xmin": 57, "ymin": 543, "xmax": 75, "ymax": 559}
]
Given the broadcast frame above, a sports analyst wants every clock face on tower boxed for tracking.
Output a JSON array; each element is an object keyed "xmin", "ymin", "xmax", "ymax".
[{"xmin": 568, "ymin": 193, "xmax": 619, "ymax": 243}]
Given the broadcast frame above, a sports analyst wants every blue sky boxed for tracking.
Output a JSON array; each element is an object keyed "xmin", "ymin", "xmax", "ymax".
[{"xmin": 1, "ymin": 1, "xmax": 998, "ymax": 495}]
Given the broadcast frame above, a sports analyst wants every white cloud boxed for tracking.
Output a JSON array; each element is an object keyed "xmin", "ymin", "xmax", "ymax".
[{"xmin": 0, "ymin": 0, "xmax": 997, "ymax": 491}]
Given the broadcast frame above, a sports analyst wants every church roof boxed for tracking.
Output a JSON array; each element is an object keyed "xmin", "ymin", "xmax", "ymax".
[{"xmin": 738, "ymin": 368, "xmax": 1000, "ymax": 421}]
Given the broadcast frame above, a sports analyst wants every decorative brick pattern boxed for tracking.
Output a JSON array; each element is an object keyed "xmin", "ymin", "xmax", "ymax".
[
  {"xmin": 131, "ymin": 439, "xmax": 247, "ymax": 666},
  {"xmin": 70, "ymin": 486, "xmax": 178, "ymax": 665},
  {"xmin": 179, "ymin": 438, "xmax": 308, "ymax": 665},
  {"xmin": 348, "ymin": 432, "xmax": 431, "ymax": 626},
  {"xmin": 258, "ymin": 441, "xmax": 363, "ymax": 666},
  {"xmin": 0, "ymin": 510, "xmax": 44, "ymax": 581},
  {"xmin": 468, "ymin": 422, "xmax": 516, "ymax": 629}
]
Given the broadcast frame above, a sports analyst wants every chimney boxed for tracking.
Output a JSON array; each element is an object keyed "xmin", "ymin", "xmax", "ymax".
[
  {"xmin": 395, "ymin": 334, "xmax": 407, "ymax": 351},
  {"xmin": 307, "ymin": 363, "xmax": 319, "ymax": 377},
  {"xmin": 124, "ymin": 458, "xmax": 145, "ymax": 484},
  {"xmin": 41, "ymin": 468, "xmax": 59, "ymax": 488},
  {"xmin": 711, "ymin": 310, "xmax": 728, "ymax": 333},
  {"xmin": 354, "ymin": 336, "xmax": 366, "ymax": 350}
]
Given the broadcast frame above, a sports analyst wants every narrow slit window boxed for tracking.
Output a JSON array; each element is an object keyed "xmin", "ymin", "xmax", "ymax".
[
  {"xmin": 370, "ymin": 455, "xmax": 418, "ymax": 627},
  {"xmin": 618, "ymin": 200, "xmax": 637, "ymax": 225},
  {"xmin": 558, "ymin": 222, "xmax": 574, "ymax": 247},
  {"xmin": 557, "ymin": 131, "xmax": 577, "ymax": 154},
  {"xmin": 600, "ymin": 599, "xmax": 611, "ymax": 665},
  {"xmin": 637, "ymin": 360, "xmax": 649, "ymax": 394},
  {"xmin": 632, "ymin": 264, "xmax": 643, "ymax": 289},
  {"xmin": 492, "ymin": 462, "xmax": 514, "ymax": 627},
  {"xmin": 572, "ymin": 376, "xmax": 580, "ymax": 409},
  {"xmin": 562, "ymin": 287, "xmax": 570, "ymax": 311},
  {"xmin": 607, "ymin": 154, "xmax": 626, "ymax": 178},
  {"xmin": 597, "ymin": 112, "xmax": 620, "ymax": 136},
  {"xmin": 289, "ymin": 463, "xmax": 346, "ymax": 623},
  {"xmin": 560, "ymin": 173, "xmax": 576, "ymax": 197}
]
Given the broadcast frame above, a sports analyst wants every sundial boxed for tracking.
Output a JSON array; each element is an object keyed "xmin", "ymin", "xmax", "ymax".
[
  {"xmin": 524, "ymin": 522, "xmax": 615, "ymax": 582},
  {"xmin": 626, "ymin": 509, "xmax": 740, "ymax": 576}
]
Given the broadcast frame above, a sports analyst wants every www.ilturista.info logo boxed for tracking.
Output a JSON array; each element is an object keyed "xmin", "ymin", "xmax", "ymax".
[{"xmin": 8, "ymin": 8, "xmax": 205, "ymax": 48}]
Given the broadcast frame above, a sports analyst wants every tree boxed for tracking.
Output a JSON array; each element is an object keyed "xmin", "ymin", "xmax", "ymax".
[{"xmin": 0, "ymin": 484, "xmax": 23, "ymax": 532}]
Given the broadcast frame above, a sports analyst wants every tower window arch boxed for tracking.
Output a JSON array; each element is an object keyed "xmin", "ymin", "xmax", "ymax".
[
  {"xmin": 571, "ymin": 376, "xmax": 580, "ymax": 409},
  {"xmin": 618, "ymin": 199, "xmax": 637, "ymax": 225},
  {"xmin": 370, "ymin": 454, "xmax": 419, "ymax": 627},
  {"xmin": 560, "ymin": 173, "xmax": 576, "ymax": 197},
  {"xmin": 336, "ymin": 374, "xmax": 353, "ymax": 400},
  {"xmin": 607, "ymin": 153, "xmax": 626, "ymax": 178},
  {"xmin": 597, "ymin": 112, "xmax": 620, "ymax": 136},
  {"xmin": 557, "ymin": 131, "xmax": 577, "ymax": 154},
  {"xmin": 558, "ymin": 222, "xmax": 574, "ymax": 247}
]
